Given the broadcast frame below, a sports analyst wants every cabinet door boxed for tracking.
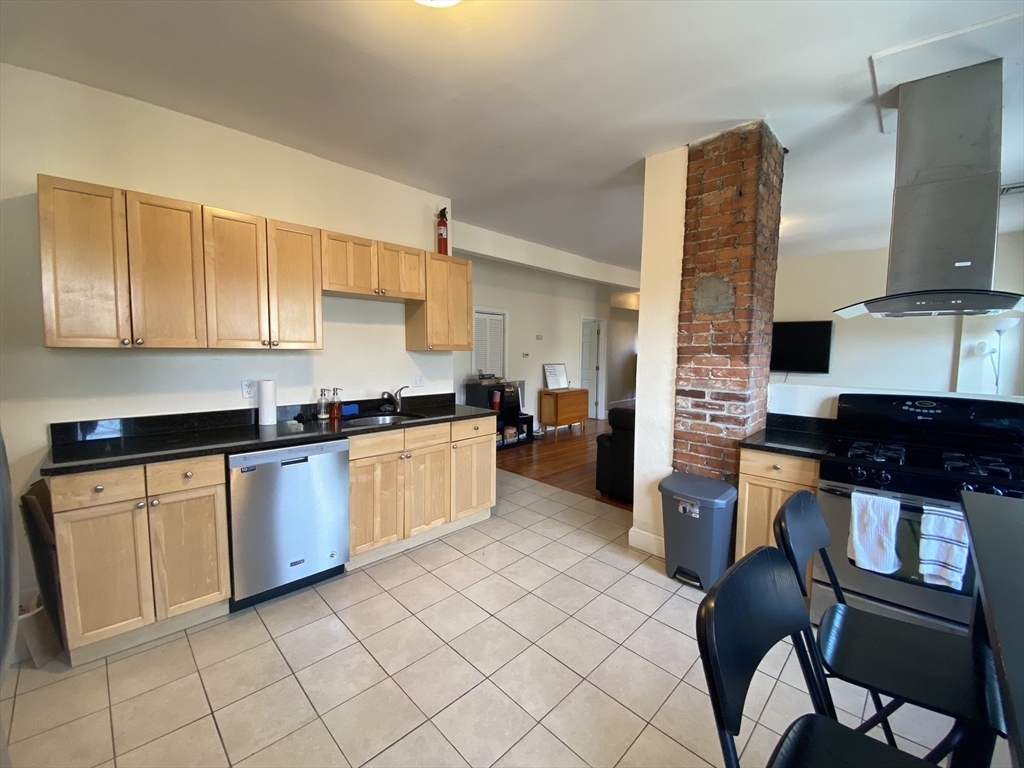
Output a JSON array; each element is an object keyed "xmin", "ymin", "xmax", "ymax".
[
  {"xmin": 349, "ymin": 452, "xmax": 404, "ymax": 556},
  {"xmin": 451, "ymin": 434, "xmax": 497, "ymax": 520},
  {"xmin": 426, "ymin": 252, "xmax": 451, "ymax": 348},
  {"xmin": 148, "ymin": 485, "xmax": 230, "ymax": 620},
  {"xmin": 735, "ymin": 475, "xmax": 815, "ymax": 560},
  {"xmin": 203, "ymin": 207, "xmax": 269, "ymax": 348},
  {"xmin": 54, "ymin": 499, "xmax": 155, "ymax": 649},
  {"xmin": 322, "ymin": 231, "xmax": 377, "ymax": 296},
  {"xmin": 405, "ymin": 443, "xmax": 451, "ymax": 538},
  {"xmin": 448, "ymin": 256, "xmax": 472, "ymax": 350},
  {"xmin": 377, "ymin": 242, "xmax": 426, "ymax": 300},
  {"xmin": 268, "ymin": 220, "xmax": 322, "ymax": 350},
  {"xmin": 38, "ymin": 175, "xmax": 131, "ymax": 348},
  {"xmin": 126, "ymin": 192, "xmax": 206, "ymax": 348}
]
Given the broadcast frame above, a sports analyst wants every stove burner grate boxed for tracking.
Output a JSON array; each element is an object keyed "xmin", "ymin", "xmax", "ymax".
[{"xmin": 847, "ymin": 441, "xmax": 906, "ymax": 465}]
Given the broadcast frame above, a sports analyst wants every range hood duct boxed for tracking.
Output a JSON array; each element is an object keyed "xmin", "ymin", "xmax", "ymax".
[{"xmin": 836, "ymin": 60, "xmax": 1023, "ymax": 318}]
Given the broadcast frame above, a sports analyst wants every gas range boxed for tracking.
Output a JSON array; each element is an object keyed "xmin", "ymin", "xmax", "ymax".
[{"xmin": 818, "ymin": 395, "xmax": 1024, "ymax": 502}]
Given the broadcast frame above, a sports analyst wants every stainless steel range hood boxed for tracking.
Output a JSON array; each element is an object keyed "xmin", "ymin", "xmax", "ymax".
[{"xmin": 836, "ymin": 59, "xmax": 1023, "ymax": 318}]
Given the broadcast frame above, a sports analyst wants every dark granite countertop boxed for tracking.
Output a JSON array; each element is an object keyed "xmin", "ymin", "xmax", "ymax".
[
  {"xmin": 41, "ymin": 397, "xmax": 495, "ymax": 476},
  {"xmin": 737, "ymin": 413, "xmax": 835, "ymax": 460}
]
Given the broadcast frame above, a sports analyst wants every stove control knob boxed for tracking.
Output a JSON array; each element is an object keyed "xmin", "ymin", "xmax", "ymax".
[
  {"xmin": 850, "ymin": 466, "xmax": 867, "ymax": 482},
  {"xmin": 873, "ymin": 469, "xmax": 892, "ymax": 486},
  {"xmin": 991, "ymin": 487, "xmax": 1004, "ymax": 496},
  {"xmin": 961, "ymin": 482, "xmax": 976, "ymax": 493}
]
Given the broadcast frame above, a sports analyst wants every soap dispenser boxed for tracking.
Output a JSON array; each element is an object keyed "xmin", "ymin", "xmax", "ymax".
[
  {"xmin": 317, "ymin": 388, "xmax": 330, "ymax": 421},
  {"xmin": 329, "ymin": 387, "xmax": 343, "ymax": 422}
]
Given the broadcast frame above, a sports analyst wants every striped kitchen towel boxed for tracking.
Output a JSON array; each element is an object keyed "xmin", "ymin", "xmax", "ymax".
[{"xmin": 919, "ymin": 505, "xmax": 969, "ymax": 591}]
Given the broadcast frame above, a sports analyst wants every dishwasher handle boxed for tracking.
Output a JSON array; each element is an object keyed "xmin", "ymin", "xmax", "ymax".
[{"xmin": 228, "ymin": 438, "xmax": 349, "ymax": 469}]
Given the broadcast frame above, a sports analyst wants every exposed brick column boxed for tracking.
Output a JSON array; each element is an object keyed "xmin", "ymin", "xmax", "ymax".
[{"xmin": 674, "ymin": 122, "xmax": 784, "ymax": 483}]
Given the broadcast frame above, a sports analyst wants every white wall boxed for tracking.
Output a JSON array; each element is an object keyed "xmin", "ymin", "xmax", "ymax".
[
  {"xmin": 452, "ymin": 258, "xmax": 611, "ymax": 421},
  {"xmin": 770, "ymin": 231, "xmax": 1024, "ymax": 416},
  {"xmin": 629, "ymin": 145, "xmax": 688, "ymax": 558},
  {"xmin": 0, "ymin": 64, "xmax": 461, "ymax": 593}
]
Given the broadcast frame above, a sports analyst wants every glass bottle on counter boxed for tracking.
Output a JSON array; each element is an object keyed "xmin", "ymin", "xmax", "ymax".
[
  {"xmin": 317, "ymin": 388, "xmax": 330, "ymax": 420},
  {"xmin": 329, "ymin": 387, "xmax": 343, "ymax": 422}
]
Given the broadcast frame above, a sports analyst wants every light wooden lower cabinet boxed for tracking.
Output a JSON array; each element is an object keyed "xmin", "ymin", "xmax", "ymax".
[
  {"xmin": 405, "ymin": 443, "xmax": 451, "ymax": 538},
  {"xmin": 148, "ymin": 484, "xmax": 230, "ymax": 620},
  {"xmin": 451, "ymin": 433, "xmax": 497, "ymax": 520},
  {"xmin": 735, "ymin": 448, "xmax": 820, "ymax": 561},
  {"xmin": 54, "ymin": 498, "xmax": 155, "ymax": 649},
  {"xmin": 349, "ymin": 452, "xmax": 405, "ymax": 556},
  {"xmin": 51, "ymin": 454, "xmax": 229, "ymax": 650}
]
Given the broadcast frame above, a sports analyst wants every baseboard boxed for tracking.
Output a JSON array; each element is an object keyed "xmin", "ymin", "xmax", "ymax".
[{"xmin": 628, "ymin": 526, "xmax": 665, "ymax": 558}]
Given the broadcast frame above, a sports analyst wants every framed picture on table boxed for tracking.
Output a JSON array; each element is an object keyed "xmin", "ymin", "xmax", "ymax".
[{"xmin": 543, "ymin": 363, "xmax": 570, "ymax": 390}]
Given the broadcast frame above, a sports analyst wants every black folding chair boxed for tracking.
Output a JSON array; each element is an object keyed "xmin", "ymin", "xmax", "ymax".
[
  {"xmin": 697, "ymin": 545, "xmax": 931, "ymax": 768},
  {"xmin": 774, "ymin": 490, "xmax": 1004, "ymax": 763}
]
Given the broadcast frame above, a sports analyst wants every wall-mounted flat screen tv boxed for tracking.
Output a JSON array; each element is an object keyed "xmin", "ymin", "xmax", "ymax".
[{"xmin": 770, "ymin": 321, "xmax": 833, "ymax": 374}]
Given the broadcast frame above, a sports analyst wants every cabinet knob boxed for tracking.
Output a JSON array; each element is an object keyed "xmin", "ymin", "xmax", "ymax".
[
  {"xmin": 262, "ymin": 340, "xmax": 270, "ymax": 346},
  {"xmin": 381, "ymin": 289, "xmax": 387, "ymax": 295},
  {"xmin": 374, "ymin": 288, "xmax": 380, "ymax": 295},
  {"xmin": 773, "ymin": 464, "xmax": 781, "ymax": 471},
  {"xmin": 452, "ymin": 444, "xmax": 458, "ymax": 449},
  {"xmin": 151, "ymin": 499, "xmax": 160, "ymax": 507},
  {"xmin": 136, "ymin": 501, "xmax": 145, "ymax": 509},
  {"xmin": 272, "ymin": 340, "xmax": 280, "ymax": 347},
  {"xmin": 134, "ymin": 338, "xmax": 144, "ymax": 345},
  {"xmin": 94, "ymin": 485, "xmax": 104, "ymax": 493},
  {"xmin": 121, "ymin": 338, "xmax": 131, "ymax": 346},
  {"xmin": 184, "ymin": 471, "xmax": 193, "ymax": 479},
  {"xmin": 474, "ymin": 425, "xmax": 480, "ymax": 431},
  {"xmin": 428, "ymin": 345, "xmax": 433, "ymax": 350}
]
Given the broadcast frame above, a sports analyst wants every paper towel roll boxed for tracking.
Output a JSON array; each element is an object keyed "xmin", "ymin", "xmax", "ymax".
[{"xmin": 257, "ymin": 380, "xmax": 277, "ymax": 426}]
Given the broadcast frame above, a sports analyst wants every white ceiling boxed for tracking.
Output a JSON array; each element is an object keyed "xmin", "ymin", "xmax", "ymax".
[{"xmin": 1, "ymin": 0, "xmax": 1022, "ymax": 270}]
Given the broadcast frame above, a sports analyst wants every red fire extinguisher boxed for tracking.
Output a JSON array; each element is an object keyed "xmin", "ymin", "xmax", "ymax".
[{"xmin": 436, "ymin": 207, "xmax": 448, "ymax": 255}]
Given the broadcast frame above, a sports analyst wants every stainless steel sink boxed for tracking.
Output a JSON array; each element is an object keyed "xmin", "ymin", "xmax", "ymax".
[{"xmin": 344, "ymin": 413, "xmax": 425, "ymax": 427}]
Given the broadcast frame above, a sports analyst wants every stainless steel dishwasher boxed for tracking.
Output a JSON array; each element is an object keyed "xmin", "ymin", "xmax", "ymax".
[{"xmin": 229, "ymin": 439, "xmax": 349, "ymax": 603}]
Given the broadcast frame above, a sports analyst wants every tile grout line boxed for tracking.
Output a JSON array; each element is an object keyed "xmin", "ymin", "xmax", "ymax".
[{"xmin": 184, "ymin": 619, "xmax": 233, "ymax": 767}]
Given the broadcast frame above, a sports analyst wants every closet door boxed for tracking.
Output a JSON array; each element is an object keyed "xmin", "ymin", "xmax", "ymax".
[
  {"xmin": 267, "ymin": 220, "xmax": 322, "ymax": 350},
  {"xmin": 203, "ymin": 207, "xmax": 269, "ymax": 349},
  {"xmin": 126, "ymin": 192, "xmax": 206, "ymax": 348},
  {"xmin": 38, "ymin": 175, "xmax": 131, "ymax": 348}
]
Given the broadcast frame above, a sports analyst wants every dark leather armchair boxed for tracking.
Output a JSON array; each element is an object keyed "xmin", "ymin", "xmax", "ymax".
[{"xmin": 596, "ymin": 407, "xmax": 635, "ymax": 503}]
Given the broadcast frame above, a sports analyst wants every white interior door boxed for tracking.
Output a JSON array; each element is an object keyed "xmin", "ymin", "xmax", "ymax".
[{"xmin": 580, "ymin": 318, "xmax": 600, "ymax": 419}]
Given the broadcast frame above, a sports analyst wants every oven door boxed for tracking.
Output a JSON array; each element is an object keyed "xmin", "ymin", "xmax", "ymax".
[{"xmin": 814, "ymin": 482, "xmax": 974, "ymax": 626}]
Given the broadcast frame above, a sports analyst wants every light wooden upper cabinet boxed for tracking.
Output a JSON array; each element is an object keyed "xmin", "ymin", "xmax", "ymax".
[
  {"xmin": 126, "ymin": 192, "xmax": 206, "ymax": 348},
  {"xmin": 54, "ymin": 498, "xmax": 155, "ymax": 649},
  {"xmin": 406, "ymin": 252, "xmax": 473, "ymax": 351},
  {"xmin": 203, "ymin": 207, "xmax": 270, "ymax": 349},
  {"xmin": 267, "ymin": 219, "xmax": 322, "ymax": 349},
  {"xmin": 377, "ymin": 242, "xmax": 426, "ymax": 300},
  {"xmin": 451, "ymin": 433, "xmax": 496, "ymax": 520},
  {"xmin": 405, "ymin": 443, "xmax": 451, "ymax": 538},
  {"xmin": 322, "ymin": 231, "xmax": 378, "ymax": 296},
  {"xmin": 39, "ymin": 175, "xmax": 131, "ymax": 348},
  {"xmin": 148, "ymin": 484, "xmax": 230, "ymax": 620},
  {"xmin": 349, "ymin": 452, "xmax": 405, "ymax": 556}
]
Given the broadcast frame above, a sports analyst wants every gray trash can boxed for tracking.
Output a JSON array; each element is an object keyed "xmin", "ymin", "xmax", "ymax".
[{"xmin": 658, "ymin": 472, "xmax": 737, "ymax": 592}]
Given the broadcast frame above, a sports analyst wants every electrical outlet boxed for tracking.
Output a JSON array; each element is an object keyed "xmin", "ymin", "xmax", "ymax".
[
  {"xmin": 522, "ymin": 352, "xmax": 530, "ymax": 358},
  {"xmin": 412, "ymin": 372, "xmax": 425, "ymax": 388},
  {"xmin": 241, "ymin": 380, "xmax": 255, "ymax": 399}
]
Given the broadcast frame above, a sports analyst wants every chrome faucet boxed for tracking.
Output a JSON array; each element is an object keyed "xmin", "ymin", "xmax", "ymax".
[{"xmin": 381, "ymin": 386, "xmax": 410, "ymax": 413}]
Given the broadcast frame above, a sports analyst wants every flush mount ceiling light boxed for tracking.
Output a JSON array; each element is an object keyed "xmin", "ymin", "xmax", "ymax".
[{"xmin": 414, "ymin": 0, "xmax": 461, "ymax": 6}]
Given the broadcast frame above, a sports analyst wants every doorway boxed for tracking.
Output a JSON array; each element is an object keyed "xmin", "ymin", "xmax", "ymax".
[{"xmin": 580, "ymin": 317, "xmax": 607, "ymax": 419}]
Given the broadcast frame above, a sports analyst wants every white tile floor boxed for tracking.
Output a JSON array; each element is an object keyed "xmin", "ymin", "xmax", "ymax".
[{"xmin": 1, "ymin": 469, "xmax": 1013, "ymax": 767}]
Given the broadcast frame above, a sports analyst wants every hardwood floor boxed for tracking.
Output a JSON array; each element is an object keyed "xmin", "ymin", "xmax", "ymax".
[{"xmin": 496, "ymin": 419, "xmax": 632, "ymax": 511}]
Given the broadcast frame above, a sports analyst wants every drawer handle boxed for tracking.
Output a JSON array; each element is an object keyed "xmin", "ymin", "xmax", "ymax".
[
  {"xmin": 773, "ymin": 464, "xmax": 782, "ymax": 471},
  {"xmin": 184, "ymin": 471, "xmax": 193, "ymax": 479},
  {"xmin": 136, "ymin": 501, "xmax": 145, "ymax": 509},
  {"xmin": 474, "ymin": 425, "xmax": 480, "ymax": 431},
  {"xmin": 94, "ymin": 485, "xmax": 104, "ymax": 493},
  {"xmin": 150, "ymin": 499, "xmax": 160, "ymax": 507}
]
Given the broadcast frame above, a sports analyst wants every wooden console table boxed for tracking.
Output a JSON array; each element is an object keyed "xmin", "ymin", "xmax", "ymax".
[{"xmin": 539, "ymin": 388, "xmax": 589, "ymax": 441}]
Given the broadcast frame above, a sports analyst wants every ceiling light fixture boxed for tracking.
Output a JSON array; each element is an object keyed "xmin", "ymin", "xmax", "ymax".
[{"xmin": 414, "ymin": 0, "xmax": 461, "ymax": 7}]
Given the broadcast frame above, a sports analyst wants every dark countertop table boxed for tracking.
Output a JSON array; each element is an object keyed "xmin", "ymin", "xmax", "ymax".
[
  {"xmin": 41, "ymin": 403, "xmax": 495, "ymax": 476},
  {"xmin": 962, "ymin": 490, "xmax": 1024, "ymax": 768},
  {"xmin": 737, "ymin": 427, "xmax": 833, "ymax": 460}
]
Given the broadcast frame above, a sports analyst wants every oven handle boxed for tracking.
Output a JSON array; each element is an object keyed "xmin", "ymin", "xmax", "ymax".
[{"xmin": 817, "ymin": 485, "xmax": 944, "ymax": 521}]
